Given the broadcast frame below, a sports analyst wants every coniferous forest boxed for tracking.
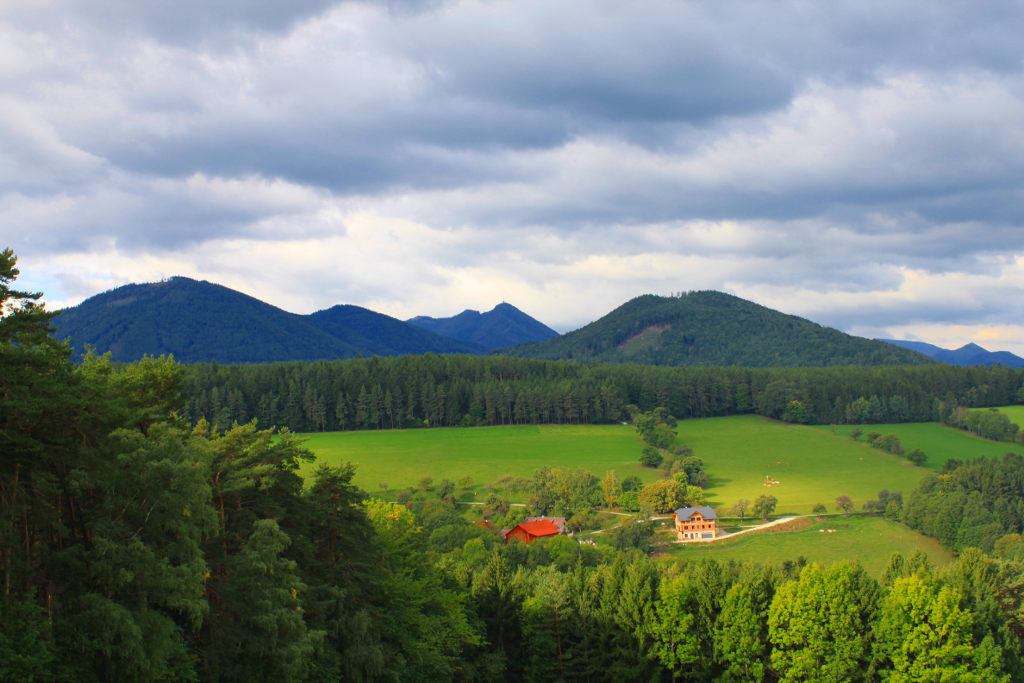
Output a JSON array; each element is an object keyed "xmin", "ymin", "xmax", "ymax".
[
  {"xmin": 8, "ymin": 249, "xmax": 1024, "ymax": 682},
  {"xmin": 179, "ymin": 353, "xmax": 1024, "ymax": 435}
]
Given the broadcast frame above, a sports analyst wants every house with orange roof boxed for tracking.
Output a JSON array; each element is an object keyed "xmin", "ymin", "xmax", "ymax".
[
  {"xmin": 674, "ymin": 506, "xmax": 718, "ymax": 541},
  {"xmin": 505, "ymin": 519, "xmax": 561, "ymax": 545}
]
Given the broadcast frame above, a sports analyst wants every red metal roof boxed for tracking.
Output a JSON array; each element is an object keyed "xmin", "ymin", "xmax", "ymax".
[{"xmin": 515, "ymin": 520, "xmax": 560, "ymax": 537}]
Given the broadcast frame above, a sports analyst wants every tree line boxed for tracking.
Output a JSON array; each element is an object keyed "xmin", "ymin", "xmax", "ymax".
[{"xmin": 178, "ymin": 354, "xmax": 1024, "ymax": 433}]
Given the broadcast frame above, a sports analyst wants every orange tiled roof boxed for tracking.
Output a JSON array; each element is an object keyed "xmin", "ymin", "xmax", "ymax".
[{"xmin": 515, "ymin": 520, "xmax": 561, "ymax": 538}]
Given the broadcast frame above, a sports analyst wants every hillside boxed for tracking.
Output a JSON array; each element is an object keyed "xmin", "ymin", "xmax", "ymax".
[
  {"xmin": 51, "ymin": 277, "xmax": 484, "ymax": 363},
  {"xmin": 407, "ymin": 302, "xmax": 558, "ymax": 349},
  {"xmin": 878, "ymin": 339, "xmax": 1024, "ymax": 368},
  {"xmin": 498, "ymin": 291, "xmax": 936, "ymax": 367}
]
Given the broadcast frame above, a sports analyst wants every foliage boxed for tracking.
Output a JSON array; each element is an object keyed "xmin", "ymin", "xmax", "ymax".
[
  {"xmin": 639, "ymin": 445, "xmax": 663, "ymax": 468},
  {"xmin": 753, "ymin": 495, "xmax": 778, "ymax": 521},
  {"xmin": 904, "ymin": 452, "xmax": 1024, "ymax": 553},
  {"xmin": 638, "ymin": 480, "xmax": 687, "ymax": 513},
  {"xmin": 768, "ymin": 562, "xmax": 877, "ymax": 683}
]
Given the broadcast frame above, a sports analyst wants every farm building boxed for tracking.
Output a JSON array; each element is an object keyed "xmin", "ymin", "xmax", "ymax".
[
  {"xmin": 674, "ymin": 506, "xmax": 718, "ymax": 541},
  {"xmin": 504, "ymin": 519, "xmax": 561, "ymax": 545},
  {"xmin": 523, "ymin": 516, "xmax": 567, "ymax": 532}
]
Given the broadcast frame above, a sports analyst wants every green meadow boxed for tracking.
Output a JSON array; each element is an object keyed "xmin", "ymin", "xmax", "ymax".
[
  {"xmin": 815, "ymin": 419, "xmax": 1024, "ymax": 472},
  {"xmin": 300, "ymin": 415, "xmax": 933, "ymax": 514},
  {"xmin": 672, "ymin": 416, "xmax": 929, "ymax": 514},
  {"xmin": 658, "ymin": 514, "xmax": 953, "ymax": 576},
  {"xmin": 297, "ymin": 424, "xmax": 661, "ymax": 499},
  {"xmin": 995, "ymin": 404, "xmax": 1024, "ymax": 426}
]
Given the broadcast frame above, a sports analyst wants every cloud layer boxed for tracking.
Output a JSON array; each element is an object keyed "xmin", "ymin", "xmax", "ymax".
[{"xmin": 3, "ymin": 0, "xmax": 1024, "ymax": 352}]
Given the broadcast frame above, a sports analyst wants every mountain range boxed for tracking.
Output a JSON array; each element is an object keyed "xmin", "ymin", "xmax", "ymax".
[
  {"xmin": 53, "ymin": 278, "xmax": 956, "ymax": 368},
  {"xmin": 51, "ymin": 278, "xmax": 487, "ymax": 363},
  {"xmin": 877, "ymin": 339, "xmax": 1024, "ymax": 368},
  {"xmin": 407, "ymin": 303, "xmax": 559, "ymax": 350}
]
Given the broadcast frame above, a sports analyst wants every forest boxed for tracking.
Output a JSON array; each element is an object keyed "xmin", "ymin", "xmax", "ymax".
[{"xmin": 178, "ymin": 353, "xmax": 1024, "ymax": 435}]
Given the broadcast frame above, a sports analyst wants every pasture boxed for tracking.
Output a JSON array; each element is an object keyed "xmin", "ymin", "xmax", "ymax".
[
  {"xmin": 995, "ymin": 404, "xmax": 1024, "ymax": 426},
  {"xmin": 815, "ymin": 420, "xmax": 1024, "ymax": 472},
  {"xmin": 671, "ymin": 415, "xmax": 928, "ymax": 514},
  {"xmin": 658, "ymin": 514, "xmax": 953, "ymax": 576},
  {"xmin": 297, "ymin": 424, "xmax": 660, "ymax": 500},
  {"xmin": 300, "ymin": 415, "xmax": 932, "ymax": 514}
]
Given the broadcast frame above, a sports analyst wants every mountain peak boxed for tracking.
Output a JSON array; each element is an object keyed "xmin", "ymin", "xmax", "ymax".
[{"xmin": 407, "ymin": 303, "xmax": 557, "ymax": 350}]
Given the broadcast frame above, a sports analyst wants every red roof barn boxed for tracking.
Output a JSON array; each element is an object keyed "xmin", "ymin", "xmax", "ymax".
[{"xmin": 505, "ymin": 520, "xmax": 561, "ymax": 545}]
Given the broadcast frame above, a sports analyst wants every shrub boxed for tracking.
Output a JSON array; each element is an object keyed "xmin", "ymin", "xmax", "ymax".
[
  {"xmin": 875, "ymin": 434, "xmax": 900, "ymax": 452},
  {"xmin": 812, "ymin": 503, "xmax": 827, "ymax": 515},
  {"xmin": 849, "ymin": 427, "xmax": 863, "ymax": 441},
  {"xmin": 906, "ymin": 448, "xmax": 927, "ymax": 466},
  {"xmin": 639, "ymin": 445, "xmax": 663, "ymax": 468},
  {"xmin": 866, "ymin": 431, "xmax": 882, "ymax": 443}
]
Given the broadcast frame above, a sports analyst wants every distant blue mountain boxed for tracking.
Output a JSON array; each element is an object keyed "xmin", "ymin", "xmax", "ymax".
[
  {"xmin": 877, "ymin": 339, "xmax": 1024, "ymax": 368},
  {"xmin": 51, "ymin": 277, "xmax": 486, "ymax": 363},
  {"xmin": 408, "ymin": 303, "xmax": 558, "ymax": 350}
]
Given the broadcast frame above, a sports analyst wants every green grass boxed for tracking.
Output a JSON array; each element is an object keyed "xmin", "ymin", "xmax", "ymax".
[
  {"xmin": 814, "ymin": 421, "xmax": 1024, "ymax": 472},
  {"xmin": 994, "ymin": 405, "xmax": 1024, "ymax": 426},
  {"xmin": 674, "ymin": 415, "xmax": 930, "ymax": 514},
  {"xmin": 658, "ymin": 514, "xmax": 953, "ymax": 576},
  {"xmin": 300, "ymin": 415, "xmax": 935, "ymax": 514},
  {"xmin": 297, "ymin": 424, "xmax": 661, "ymax": 500}
]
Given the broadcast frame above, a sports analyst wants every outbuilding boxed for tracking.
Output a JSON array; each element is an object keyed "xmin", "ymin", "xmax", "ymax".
[{"xmin": 505, "ymin": 519, "xmax": 561, "ymax": 545}]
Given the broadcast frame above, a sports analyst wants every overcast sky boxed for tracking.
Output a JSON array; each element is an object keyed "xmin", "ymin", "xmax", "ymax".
[{"xmin": 4, "ymin": 0, "xmax": 1024, "ymax": 351}]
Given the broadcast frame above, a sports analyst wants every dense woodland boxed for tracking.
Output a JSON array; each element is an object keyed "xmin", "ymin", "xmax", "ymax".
[{"xmin": 179, "ymin": 353, "xmax": 1024, "ymax": 434}]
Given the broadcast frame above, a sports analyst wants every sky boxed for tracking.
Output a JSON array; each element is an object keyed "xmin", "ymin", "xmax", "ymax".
[{"xmin": 3, "ymin": 0, "xmax": 1024, "ymax": 352}]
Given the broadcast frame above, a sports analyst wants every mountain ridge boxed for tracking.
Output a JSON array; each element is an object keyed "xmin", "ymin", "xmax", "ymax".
[
  {"xmin": 51, "ymin": 277, "xmax": 485, "ymax": 363},
  {"xmin": 407, "ymin": 302, "xmax": 558, "ymax": 350},
  {"xmin": 497, "ymin": 291, "xmax": 937, "ymax": 367},
  {"xmin": 877, "ymin": 339, "xmax": 1024, "ymax": 368}
]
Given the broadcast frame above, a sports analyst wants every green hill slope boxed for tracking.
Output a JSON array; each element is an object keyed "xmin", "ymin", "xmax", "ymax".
[
  {"xmin": 52, "ymin": 277, "xmax": 484, "ymax": 363},
  {"xmin": 498, "ymin": 291, "xmax": 936, "ymax": 367}
]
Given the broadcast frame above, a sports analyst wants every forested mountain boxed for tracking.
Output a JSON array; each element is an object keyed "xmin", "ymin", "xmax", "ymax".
[
  {"xmin": 51, "ymin": 277, "xmax": 484, "ymax": 363},
  {"xmin": 407, "ymin": 302, "xmax": 558, "ymax": 349},
  {"xmin": 879, "ymin": 338, "xmax": 1024, "ymax": 368},
  {"xmin": 498, "ymin": 291, "xmax": 936, "ymax": 367}
]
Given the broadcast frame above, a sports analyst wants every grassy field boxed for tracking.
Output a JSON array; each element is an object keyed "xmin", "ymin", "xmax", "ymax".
[
  {"xmin": 814, "ymin": 420, "xmax": 1024, "ymax": 472},
  {"xmin": 300, "ymin": 415, "xmax": 932, "ymax": 514},
  {"xmin": 297, "ymin": 424, "xmax": 660, "ymax": 499},
  {"xmin": 657, "ymin": 514, "xmax": 953, "ymax": 576},
  {"xmin": 995, "ymin": 405, "xmax": 1024, "ymax": 426},
  {"xmin": 673, "ymin": 416, "xmax": 929, "ymax": 514}
]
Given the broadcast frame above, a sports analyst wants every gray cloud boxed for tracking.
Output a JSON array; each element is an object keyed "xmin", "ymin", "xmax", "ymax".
[{"xmin": 3, "ymin": 0, "xmax": 1024, "ymax": 345}]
